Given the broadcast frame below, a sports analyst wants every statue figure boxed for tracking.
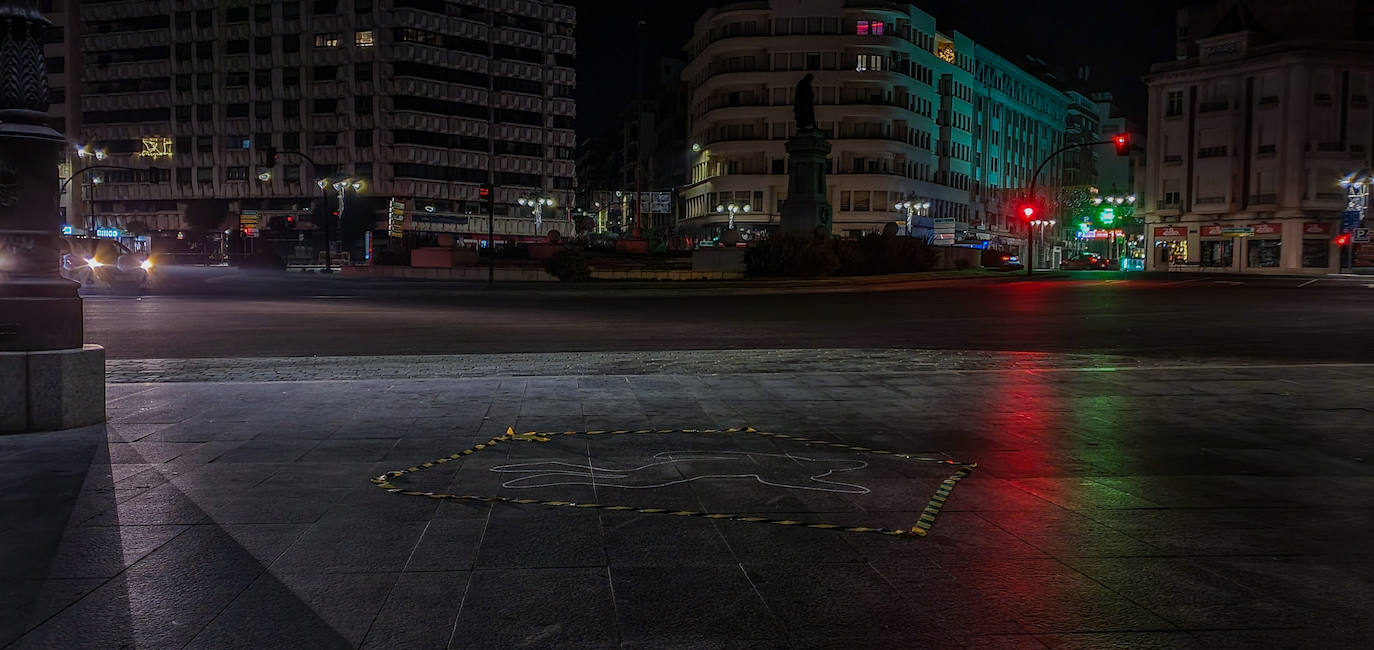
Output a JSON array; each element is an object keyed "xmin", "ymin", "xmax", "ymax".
[{"xmin": 793, "ymin": 73, "xmax": 815, "ymax": 131}]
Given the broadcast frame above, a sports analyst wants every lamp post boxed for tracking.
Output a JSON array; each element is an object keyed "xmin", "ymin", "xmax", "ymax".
[
  {"xmin": 1, "ymin": 0, "xmax": 104, "ymax": 432},
  {"xmin": 315, "ymin": 177, "xmax": 364, "ymax": 273},
  {"xmin": 715, "ymin": 202, "xmax": 750, "ymax": 231},
  {"xmin": 518, "ymin": 195, "xmax": 554, "ymax": 237},
  {"xmin": 894, "ymin": 200, "xmax": 931, "ymax": 237},
  {"xmin": 1092, "ymin": 193, "xmax": 1135, "ymax": 266},
  {"xmin": 1029, "ymin": 219, "xmax": 1056, "ymax": 268},
  {"xmin": 73, "ymin": 143, "xmax": 105, "ymax": 234}
]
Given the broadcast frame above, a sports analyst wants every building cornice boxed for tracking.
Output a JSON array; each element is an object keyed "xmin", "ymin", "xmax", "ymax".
[{"xmin": 1146, "ymin": 39, "xmax": 1374, "ymax": 84}]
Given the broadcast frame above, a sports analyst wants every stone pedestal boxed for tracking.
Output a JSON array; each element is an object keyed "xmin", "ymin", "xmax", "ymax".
[
  {"xmin": 1, "ymin": 345, "xmax": 105, "ymax": 434},
  {"xmin": 779, "ymin": 128, "xmax": 834, "ymax": 236},
  {"xmin": 691, "ymin": 247, "xmax": 746, "ymax": 273}
]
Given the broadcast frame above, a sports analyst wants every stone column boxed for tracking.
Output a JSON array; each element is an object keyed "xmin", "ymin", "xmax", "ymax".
[
  {"xmin": 0, "ymin": 0, "xmax": 104, "ymax": 433},
  {"xmin": 779, "ymin": 128, "xmax": 834, "ymax": 237}
]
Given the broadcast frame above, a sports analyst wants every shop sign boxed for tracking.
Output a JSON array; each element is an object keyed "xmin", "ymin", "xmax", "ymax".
[
  {"xmin": 1303, "ymin": 222, "xmax": 1333, "ymax": 236},
  {"xmin": 1342, "ymin": 210, "xmax": 1362, "ymax": 233},
  {"xmin": 1221, "ymin": 227, "xmax": 1254, "ymax": 237},
  {"xmin": 1153, "ymin": 226, "xmax": 1187, "ymax": 238},
  {"xmin": 1201, "ymin": 225, "xmax": 1224, "ymax": 237},
  {"xmin": 1249, "ymin": 222, "xmax": 1282, "ymax": 237},
  {"xmin": 1077, "ymin": 229, "xmax": 1123, "ymax": 240},
  {"xmin": 95, "ymin": 227, "xmax": 122, "ymax": 239}
]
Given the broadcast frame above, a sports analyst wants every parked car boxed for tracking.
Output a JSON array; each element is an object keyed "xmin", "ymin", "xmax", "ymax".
[
  {"xmin": 1060, "ymin": 254, "xmax": 1112, "ymax": 270},
  {"xmin": 60, "ymin": 237, "xmax": 153, "ymax": 290}
]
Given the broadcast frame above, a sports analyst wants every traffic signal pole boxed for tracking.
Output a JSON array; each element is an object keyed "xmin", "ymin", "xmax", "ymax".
[{"xmin": 1025, "ymin": 136, "xmax": 1127, "ymax": 277}]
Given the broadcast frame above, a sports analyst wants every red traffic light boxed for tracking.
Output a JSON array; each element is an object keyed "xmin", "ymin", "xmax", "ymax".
[
  {"xmin": 1021, "ymin": 205, "xmax": 1036, "ymax": 219},
  {"xmin": 1335, "ymin": 233, "xmax": 1352, "ymax": 246},
  {"xmin": 478, "ymin": 184, "xmax": 492, "ymax": 199},
  {"xmin": 1113, "ymin": 133, "xmax": 1130, "ymax": 156}
]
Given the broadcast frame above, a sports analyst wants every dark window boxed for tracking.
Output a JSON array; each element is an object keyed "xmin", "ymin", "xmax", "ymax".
[
  {"xmin": 312, "ymin": 65, "xmax": 337, "ymax": 82},
  {"xmin": 354, "ymin": 96, "xmax": 373, "ymax": 114},
  {"xmin": 196, "ymin": 136, "xmax": 214, "ymax": 152},
  {"xmin": 283, "ymin": 132, "xmax": 300, "ymax": 150},
  {"xmin": 255, "ymin": 3, "xmax": 272, "ymax": 21},
  {"xmin": 355, "ymin": 62, "xmax": 372, "ymax": 81},
  {"xmin": 283, "ymin": 68, "xmax": 300, "ymax": 86},
  {"xmin": 313, "ymin": 0, "xmax": 337, "ymax": 14},
  {"xmin": 227, "ymin": 103, "xmax": 249, "ymax": 118},
  {"xmin": 355, "ymin": 162, "xmax": 372, "ymax": 177},
  {"xmin": 197, "ymin": 167, "xmax": 212, "ymax": 184},
  {"xmin": 224, "ymin": 73, "xmax": 245, "ymax": 88},
  {"xmin": 282, "ymin": 99, "xmax": 300, "ymax": 118},
  {"xmin": 255, "ymin": 132, "xmax": 273, "ymax": 148},
  {"xmin": 312, "ymin": 131, "xmax": 338, "ymax": 146},
  {"xmin": 552, "ymin": 115, "xmax": 574, "ymax": 129},
  {"xmin": 176, "ymin": 12, "xmax": 191, "ymax": 29},
  {"xmin": 313, "ymin": 98, "xmax": 338, "ymax": 114},
  {"xmin": 175, "ymin": 105, "xmax": 191, "ymax": 121},
  {"xmin": 176, "ymin": 168, "xmax": 191, "ymax": 185},
  {"xmin": 226, "ymin": 39, "xmax": 248, "ymax": 55},
  {"xmin": 175, "ymin": 136, "xmax": 191, "ymax": 153},
  {"xmin": 354, "ymin": 130, "xmax": 372, "ymax": 147},
  {"xmin": 196, "ymin": 10, "xmax": 212, "ymax": 28},
  {"xmin": 283, "ymin": 2, "xmax": 300, "ymax": 19},
  {"xmin": 226, "ymin": 7, "xmax": 249, "ymax": 22},
  {"xmin": 175, "ymin": 43, "xmax": 191, "ymax": 59},
  {"xmin": 493, "ymin": 76, "xmax": 542, "ymax": 95},
  {"xmin": 254, "ymin": 101, "xmax": 272, "ymax": 118},
  {"xmin": 176, "ymin": 74, "xmax": 191, "ymax": 91},
  {"xmin": 1302, "ymin": 239, "xmax": 1330, "ymax": 267},
  {"xmin": 284, "ymin": 164, "xmax": 301, "ymax": 182},
  {"xmin": 196, "ymin": 42, "xmax": 213, "ymax": 59},
  {"xmin": 255, "ymin": 36, "xmax": 273, "ymax": 54},
  {"xmin": 196, "ymin": 104, "xmax": 213, "ymax": 121},
  {"xmin": 356, "ymin": 0, "xmax": 373, "ymax": 11},
  {"xmin": 226, "ymin": 166, "xmax": 248, "ymax": 181},
  {"xmin": 255, "ymin": 69, "xmax": 271, "ymax": 88},
  {"xmin": 46, "ymin": 56, "xmax": 63, "ymax": 74},
  {"xmin": 282, "ymin": 35, "xmax": 300, "ymax": 53}
]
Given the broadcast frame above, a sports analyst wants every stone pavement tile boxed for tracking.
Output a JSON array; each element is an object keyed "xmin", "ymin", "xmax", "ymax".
[
  {"xmin": 1056, "ymin": 557, "xmax": 1299, "ymax": 630},
  {"xmin": 473, "ymin": 508, "xmax": 605, "ymax": 569},
  {"xmin": 610, "ymin": 565, "xmax": 783, "ymax": 644},
  {"xmin": 868, "ymin": 554, "xmax": 1029, "ymax": 637},
  {"xmin": 0, "ymin": 578, "xmax": 106, "ymax": 647},
  {"xmin": 591, "ymin": 478, "xmax": 708, "ymax": 510},
  {"xmin": 404, "ymin": 520, "xmax": 485, "ymax": 572},
  {"xmin": 1032, "ymin": 631, "xmax": 1200, "ymax": 648},
  {"xmin": 933, "ymin": 557, "xmax": 1173, "ymax": 634},
  {"xmin": 451, "ymin": 567, "xmax": 617, "ymax": 648},
  {"xmin": 316, "ymin": 485, "xmax": 442, "ymax": 523},
  {"xmin": 0, "ymin": 524, "xmax": 187, "ymax": 580},
  {"xmin": 198, "ymin": 496, "xmax": 331, "ymax": 524},
  {"xmin": 689, "ymin": 478, "xmax": 864, "ymax": 514},
  {"xmin": 127, "ymin": 523, "xmax": 295, "ymax": 582},
  {"xmin": 360, "ymin": 571, "xmax": 469, "ymax": 650},
  {"xmin": 140, "ymin": 421, "xmax": 268, "ymax": 442},
  {"xmin": 330, "ymin": 417, "xmax": 416, "ymax": 439},
  {"xmin": 620, "ymin": 640, "xmax": 792, "ymax": 650},
  {"xmin": 185, "ymin": 571, "xmax": 397, "ymax": 650},
  {"xmin": 1006, "ymin": 477, "xmax": 1165, "ymax": 510},
  {"xmin": 912, "ymin": 511, "xmax": 1049, "ymax": 562},
  {"xmin": 1191, "ymin": 556, "xmax": 1374, "ymax": 631},
  {"xmin": 742, "ymin": 562, "xmax": 945, "ymax": 640},
  {"xmin": 934, "ymin": 478, "xmax": 1063, "ymax": 513},
  {"xmin": 208, "ymin": 439, "xmax": 322, "ymax": 463},
  {"xmin": 518, "ymin": 399, "xmax": 582, "ymax": 416},
  {"xmin": 581, "ymin": 398, "xmax": 644, "ymax": 416},
  {"xmin": 1077, "ymin": 509, "xmax": 1310, "ymax": 556},
  {"xmin": 75, "ymin": 483, "xmax": 221, "ymax": 527},
  {"xmin": 977, "ymin": 509, "xmax": 1161, "ymax": 558},
  {"xmin": 714, "ymin": 516, "xmax": 866, "ymax": 564},
  {"xmin": 299, "ymin": 438, "xmax": 400, "ymax": 462},
  {"xmin": 600, "ymin": 514, "xmax": 733, "ymax": 566},
  {"xmin": 960, "ymin": 634, "xmax": 1050, "ymax": 649},
  {"xmin": 271, "ymin": 519, "xmax": 426, "ymax": 574}
]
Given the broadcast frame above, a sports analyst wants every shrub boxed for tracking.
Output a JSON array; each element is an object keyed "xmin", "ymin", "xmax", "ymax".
[
  {"xmin": 746, "ymin": 234, "xmax": 835, "ymax": 277},
  {"xmin": 545, "ymin": 246, "xmax": 591, "ymax": 281}
]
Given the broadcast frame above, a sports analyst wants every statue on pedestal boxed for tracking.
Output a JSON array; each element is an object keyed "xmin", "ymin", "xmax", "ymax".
[
  {"xmin": 779, "ymin": 74, "xmax": 832, "ymax": 236},
  {"xmin": 793, "ymin": 73, "xmax": 815, "ymax": 131}
]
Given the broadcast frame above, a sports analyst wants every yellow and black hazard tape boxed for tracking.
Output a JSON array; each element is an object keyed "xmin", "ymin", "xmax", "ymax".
[{"xmin": 371, "ymin": 426, "xmax": 976, "ymax": 538}]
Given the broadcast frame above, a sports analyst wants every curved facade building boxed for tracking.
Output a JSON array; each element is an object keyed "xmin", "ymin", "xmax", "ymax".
[{"xmin": 680, "ymin": 0, "xmax": 1068, "ymax": 257}]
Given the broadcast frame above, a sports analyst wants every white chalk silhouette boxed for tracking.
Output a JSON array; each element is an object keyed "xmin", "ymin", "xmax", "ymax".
[{"xmin": 489, "ymin": 450, "xmax": 871, "ymax": 494}]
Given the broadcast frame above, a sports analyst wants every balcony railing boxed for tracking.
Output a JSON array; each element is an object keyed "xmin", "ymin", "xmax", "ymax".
[
  {"xmin": 1248, "ymin": 193, "xmax": 1276, "ymax": 204},
  {"xmin": 1195, "ymin": 196, "xmax": 1227, "ymax": 204},
  {"xmin": 1198, "ymin": 100, "xmax": 1229, "ymax": 113},
  {"xmin": 1256, "ymin": 144, "xmax": 1277, "ymax": 155},
  {"xmin": 1257, "ymin": 95, "xmax": 1279, "ymax": 106},
  {"xmin": 1163, "ymin": 154, "xmax": 1182, "ymax": 165},
  {"xmin": 1197, "ymin": 146, "xmax": 1228, "ymax": 158},
  {"xmin": 1314, "ymin": 142, "xmax": 1346, "ymax": 152}
]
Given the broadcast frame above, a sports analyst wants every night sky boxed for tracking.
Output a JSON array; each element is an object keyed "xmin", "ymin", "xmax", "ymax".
[{"xmin": 572, "ymin": 0, "xmax": 1186, "ymax": 137}]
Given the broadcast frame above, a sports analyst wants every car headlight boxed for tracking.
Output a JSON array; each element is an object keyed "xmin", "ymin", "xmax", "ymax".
[
  {"xmin": 140, "ymin": 259, "xmax": 153, "ymax": 270},
  {"xmin": 85, "ymin": 258, "xmax": 104, "ymax": 268}
]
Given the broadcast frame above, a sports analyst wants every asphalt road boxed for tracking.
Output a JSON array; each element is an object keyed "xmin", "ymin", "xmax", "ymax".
[{"xmin": 82, "ymin": 272, "xmax": 1374, "ymax": 362}]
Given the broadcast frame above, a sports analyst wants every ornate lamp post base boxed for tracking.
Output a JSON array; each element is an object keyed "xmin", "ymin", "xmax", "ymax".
[{"xmin": 0, "ymin": 2, "xmax": 105, "ymax": 433}]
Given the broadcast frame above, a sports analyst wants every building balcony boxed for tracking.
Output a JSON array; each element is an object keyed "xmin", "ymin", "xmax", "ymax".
[
  {"xmin": 1248, "ymin": 193, "xmax": 1277, "ymax": 205},
  {"xmin": 1257, "ymin": 95, "xmax": 1279, "ymax": 107},
  {"xmin": 1256, "ymin": 144, "xmax": 1277, "ymax": 157},
  {"xmin": 1195, "ymin": 196, "xmax": 1227, "ymax": 205},
  {"xmin": 1198, "ymin": 100, "xmax": 1230, "ymax": 113},
  {"xmin": 1163, "ymin": 154, "xmax": 1182, "ymax": 166}
]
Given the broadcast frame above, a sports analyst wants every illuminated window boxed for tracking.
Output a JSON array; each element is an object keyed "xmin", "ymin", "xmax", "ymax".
[
  {"xmin": 354, "ymin": 30, "xmax": 374, "ymax": 47},
  {"xmin": 314, "ymin": 33, "xmax": 339, "ymax": 48},
  {"xmin": 856, "ymin": 20, "xmax": 884, "ymax": 36}
]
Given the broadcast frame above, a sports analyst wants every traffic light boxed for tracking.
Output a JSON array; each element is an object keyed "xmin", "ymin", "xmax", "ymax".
[
  {"xmin": 1335, "ymin": 233, "xmax": 1352, "ymax": 246},
  {"xmin": 478, "ymin": 183, "xmax": 493, "ymax": 206},
  {"xmin": 1112, "ymin": 133, "xmax": 1130, "ymax": 157},
  {"xmin": 1021, "ymin": 205, "xmax": 1036, "ymax": 220}
]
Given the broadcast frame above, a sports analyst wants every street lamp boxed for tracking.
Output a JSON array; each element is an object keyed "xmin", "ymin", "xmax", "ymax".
[
  {"xmin": 894, "ymin": 200, "xmax": 931, "ymax": 237},
  {"xmin": 518, "ymin": 195, "xmax": 555, "ymax": 234},
  {"xmin": 715, "ymin": 202, "xmax": 750, "ymax": 230},
  {"xmin": 257, "ymin": 171, "xmax": 272, "ymax": 182},
  {"xmin": 315, "ymin": 177, "xmax": 365, "ymax": 273},
  {"xmin": 691, "ymin": 142, "xmax": 702, "ymax": 153},
  {"xmin": 1094, "ymin": 193, "xmax": 1136, "ymax": 265}
]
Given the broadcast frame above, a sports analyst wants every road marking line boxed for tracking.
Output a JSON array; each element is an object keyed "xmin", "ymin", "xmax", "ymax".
[
  {"xmin": 1164, "ymin": 278, "xmax": 1204, "ymax": 285},
  {"xmin": 1214, "ymin": 281, "xmax": 1244, "ymax": 285},
  {"xmin": 1298, "ymin": 279, "xmax": 1319, "ymax": 288}
]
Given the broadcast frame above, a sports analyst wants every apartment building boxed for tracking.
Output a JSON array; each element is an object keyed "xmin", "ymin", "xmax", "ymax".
[
  {"xmin": 47, "ymin": 0, "xmax": 576, "ymax": 247},
  {"xmin": 1142, "ymin": 0, "xmax": 1374, "ymax": 273},
  {"xmin": 679, "ymin": 0, "xmax": 1068, "ymax": 257}
]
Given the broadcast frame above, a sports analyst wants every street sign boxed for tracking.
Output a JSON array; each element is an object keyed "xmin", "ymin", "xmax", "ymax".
[
  {"xmin": 238, "ymin": 210, "xmax": 260, "ymax": 237},
  {"xmin": 1355, "ymin": 228, "xmax": 1371, "ymax": 244},
  {"xmin": 1342, "ymin": 210, "xmax": 1362, "ymax": 233},
  {"xmin": 387, "ymin": 198, "xmax": 405, "ymax": 238},
  {"xmin": 932, "ymin": 217, "xmax": 955, "ymax": 246},
  {"xmin": 1221, "ymin": 227, "xmax": 1254, "ymax": 237}
]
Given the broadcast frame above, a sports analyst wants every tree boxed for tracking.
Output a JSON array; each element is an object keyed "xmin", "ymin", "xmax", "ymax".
[{"xmin": 183, "ymin": 199, "xmax": 229, "ymax": 232}]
